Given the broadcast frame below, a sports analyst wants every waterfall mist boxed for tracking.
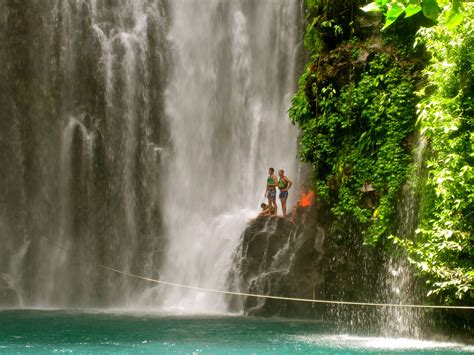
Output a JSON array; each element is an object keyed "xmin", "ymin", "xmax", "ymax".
[
  {"xmin": 152, "ymin": 0, "xmax": 303, "ymax": 313},
  {"xmin": 1, "ymin": 0, "xmax": 169, "ymax": 307},
  {"xmin": 0, "ymin": 0, "xmax": 303, "ymax": 311}
]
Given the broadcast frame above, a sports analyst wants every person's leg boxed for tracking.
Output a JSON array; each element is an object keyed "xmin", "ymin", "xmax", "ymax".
[
  {"xmin": 281, "ymin": 198, "xmax": 287, "ymax": 218},
  {"xmin": 271, "ymin": 190, "xmax": 277, "ymax": 215},
  {"xmin": 268, "ymin": 190, "xmax": 277, "ymax": 215},
  {"xmin": 272, "ymin": 198, "xmax": 277, "ymax": 215}
]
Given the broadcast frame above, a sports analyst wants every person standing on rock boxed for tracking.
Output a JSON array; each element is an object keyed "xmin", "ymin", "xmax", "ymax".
[
  {"xmin": 278, "ymin": 169, "xmax": 293, "ymax": 219},
  {"xmin": 265, "ymin": 167, "xmax": 278, "ymax": 215}
]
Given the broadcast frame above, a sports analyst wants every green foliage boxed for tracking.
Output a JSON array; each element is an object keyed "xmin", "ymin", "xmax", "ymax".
[
  {"xmin": 392, "ymin": 5, "xmax": 474, "ymax": 303},
  {"xmin": 292, "ymin": 0, "xmax": 472, "ymax": 304},
  {"xmin": 362, "ymin": 0, "xmax": 467, "ymax": 30},
  {"xmin": 290, "ymin": 50, "xmax": 417, "ymax": 244}
]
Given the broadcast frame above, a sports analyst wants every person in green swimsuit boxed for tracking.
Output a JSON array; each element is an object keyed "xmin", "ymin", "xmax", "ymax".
[
  {"xmin": 265, "ymin": 167, "xmax": 278, "ymax": 215},
  {"xmin": 278, "ymin": 169, "xmax": 293, "ymax": 219}
]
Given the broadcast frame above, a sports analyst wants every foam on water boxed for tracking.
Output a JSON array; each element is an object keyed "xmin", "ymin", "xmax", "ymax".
[{"xmin": 295, "ymin": 334, "xmax": 474, "ymax": 352}]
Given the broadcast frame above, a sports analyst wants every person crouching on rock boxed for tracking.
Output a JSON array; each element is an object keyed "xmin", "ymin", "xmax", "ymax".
[
  {"xmin": 278, "ymin": 169, "xmax": 293, "ymax": 219},
  {"xmin": 265, "ymin": 167, "xmax": 278, "ymax": 215},
  {"xmin": 258, "ymin": 203, "xmax": 275, "ymax": 218},
  {"xmin": 291, "ymin": 185, "xmax": 315, "ymax": 224}
]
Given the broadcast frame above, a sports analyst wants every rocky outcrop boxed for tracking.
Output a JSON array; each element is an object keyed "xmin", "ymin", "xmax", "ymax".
[
  {"xmin": 228, "ymin": 201, "xmax": 385, "ymax": 319},
  {"xmin": 227, "ymin": 199, "xmax": 473, "ymax": 341}
]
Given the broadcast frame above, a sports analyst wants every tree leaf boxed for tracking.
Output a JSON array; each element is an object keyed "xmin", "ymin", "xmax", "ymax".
[
  {"xmin": 386, "ymin": 4, "xmax": 405, "ymax": 19},
  {"xmin": 405, "ymin": 4, "xmax": 422, "ymax": 18},
  {"xmin": 422, "ymin": 0, "xmax": 440, "ymax": 21},
  {"xmin": 445, "ymin": 11, "xmax": 464, "ymax": 29},
  {"xmin": 382, "ymin": 5, "xmax": 404, "ymax": 30}
]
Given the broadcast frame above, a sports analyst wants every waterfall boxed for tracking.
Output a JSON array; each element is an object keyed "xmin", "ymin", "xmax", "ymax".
[
  {"xmin": 0, "ymin": 0, "xmax": 169, "ymax": 307},
  {"xmin": 381, "ymin": 135, "xmax": 428, "ymax": 337},
  {"xmin": 154, "ymin": 0, "xmax": 302, "ymax": 313},
  {"xmin": 0, "ymin": 0, "xmax": 302, "ymax": 310}
]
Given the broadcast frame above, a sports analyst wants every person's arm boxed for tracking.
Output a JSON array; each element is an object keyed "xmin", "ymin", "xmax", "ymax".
[
  {"xmin": 285, "ymin": 177, "xmax": 293, "ymax": 190},
  {"xmin": 272, "ymin": 175, "xmax": 278, "ymax": 188}
]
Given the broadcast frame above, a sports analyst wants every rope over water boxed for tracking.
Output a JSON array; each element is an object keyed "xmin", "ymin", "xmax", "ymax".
[{"xmin": 44, "ymin": 235, "xmax": 474, "ymax": 310}]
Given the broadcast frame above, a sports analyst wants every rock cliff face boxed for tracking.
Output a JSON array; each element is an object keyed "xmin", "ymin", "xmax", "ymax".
[
  {"xmin": 228, "ymin": 203, "xmax": 473, "ymax": 339},
  {"xmin": 228, "ymin": 202, "xmax": 385, "ymax": 319},
  {"xmin": 226, "ymin": 2, "xmax": 420, "ymax": 322}
]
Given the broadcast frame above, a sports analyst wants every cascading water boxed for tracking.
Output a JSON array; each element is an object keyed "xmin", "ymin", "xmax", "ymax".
[
  {"xmin": 0, "ymin": 0, "xmax": 302, "ymax": 310},
  {"xmin": 0, "ymin": 0, "xmax": 169, "ymax": 307},
  {"xmin": 152, "ymin": 0, "xmax": 303, "ymax": 313},
  {"xmin": 381, "ymin": 135, "xmax": 428, "ymax": 337}
]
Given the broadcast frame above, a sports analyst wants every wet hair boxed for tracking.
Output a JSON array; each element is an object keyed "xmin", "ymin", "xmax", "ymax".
[
  {"xmin": 269, "ymin": 167, "xmax": 274, "ymax": 173},
  {"xmin": 260, "ymin": 203, "xmax": 267, "ymax": 209}
]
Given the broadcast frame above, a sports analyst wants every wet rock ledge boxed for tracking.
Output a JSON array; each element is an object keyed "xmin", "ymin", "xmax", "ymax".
[{"xmin": 227, "ymin": 202, "xmax": 384, "ymax": 319}]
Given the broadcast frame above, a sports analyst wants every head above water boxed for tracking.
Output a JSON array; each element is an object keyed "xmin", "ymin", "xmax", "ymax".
[{"xmin": 268, "ymin": 167, "xmax": 274, "ymax": 175}]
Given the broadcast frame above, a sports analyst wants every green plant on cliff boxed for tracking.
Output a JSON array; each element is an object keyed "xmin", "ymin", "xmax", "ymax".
[
  {"xmin": 362, "ymin": 0, "xmax": 466, "ymax": 30},
  {"xmin": 290, "ymin": 0, "xmax": 473, "ymax": 303},
  {"xmin": 363, "ymin": 0, "xmax": 473, "ymax": 302},
  {"xmin": 292, "ymin": 55, "xmax": 416, "ymax": 243},
  {"xmin": 289, "ymin": 2, "xmax": 417, "ymax": 245},
  {"xmin": 391, "ymin": 4, "xmax": 474, "ymax": 303}
]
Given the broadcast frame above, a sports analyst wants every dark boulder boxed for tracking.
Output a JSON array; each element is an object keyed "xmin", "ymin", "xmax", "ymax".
[{"xmin": 227, "ymin": 201, "xmax": 384, "ymax": 320}]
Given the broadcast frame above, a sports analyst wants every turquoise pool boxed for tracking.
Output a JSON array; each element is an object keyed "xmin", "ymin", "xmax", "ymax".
[{"xmin": 0, "ymin": 310, "xmax": 472, "ymax": 354}]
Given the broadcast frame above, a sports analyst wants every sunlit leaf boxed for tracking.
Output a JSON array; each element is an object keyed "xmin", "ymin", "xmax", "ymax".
[
  {"xmin": 445, "ymin": 11, "xmax": 464, "ymax": 29},
  {"xmin": 405, "ymin": 4, "xmax": 422, "ymax": 18},
  {"xmin": 422, "ymin": 0, "xmax": 440, "ymax": 21},
  {"xmin": 386, "ymin": 4, "xmax": 405, "ymax": 19},
  {"xmin": 382, "ymin": 5, "xmax": 404, "ymax": 29}
]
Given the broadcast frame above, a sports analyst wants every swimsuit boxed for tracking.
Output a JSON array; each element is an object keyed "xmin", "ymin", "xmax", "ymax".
[
  {"xmin": 267, "ymin": 175, "xmax": 276, "ymax": 200},
  {"xmin": 278, "ymin": 177, "xmax": 288, "ymax": 199},
  {"xmin": 267, "ymin": 189, "xmax": 276, "ymax": 200}
]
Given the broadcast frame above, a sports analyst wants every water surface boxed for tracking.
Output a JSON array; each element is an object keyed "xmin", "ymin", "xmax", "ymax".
[{"xmin": 0, "ymin": 310, "xmax": 472, "ymax": 354}]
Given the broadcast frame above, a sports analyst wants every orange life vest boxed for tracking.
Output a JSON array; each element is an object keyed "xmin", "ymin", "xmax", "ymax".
[{"xmin": 299, "ymin": 191, "xmax": 314, "ymax": 207}]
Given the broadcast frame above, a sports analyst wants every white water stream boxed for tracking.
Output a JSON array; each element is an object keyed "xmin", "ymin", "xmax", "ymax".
[
  {"xmin": 0, "ymin": 0, "xmax": 302, "ymax": 310},
  {"xmin": 155, "ymin": 0, "xmax": 302, "ymax": 313}
]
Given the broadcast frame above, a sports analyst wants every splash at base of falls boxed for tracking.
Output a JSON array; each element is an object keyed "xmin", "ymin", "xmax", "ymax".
[{"xmin": 139, "ymin": 208, "xmax": 256, "ymax": 313}]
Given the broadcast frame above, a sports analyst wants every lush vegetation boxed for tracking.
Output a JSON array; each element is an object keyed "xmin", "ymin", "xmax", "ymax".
[
  {"xmin": 290, "ymin": 0, "xmax": 473, "ymax": 303},
  {"xmin": 289, "ymin": 1, "xmax": 419, "ymax": 244},
  {"xmin": 364, "ymin": 0, "xmax": 473, "ymax": 303}
]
